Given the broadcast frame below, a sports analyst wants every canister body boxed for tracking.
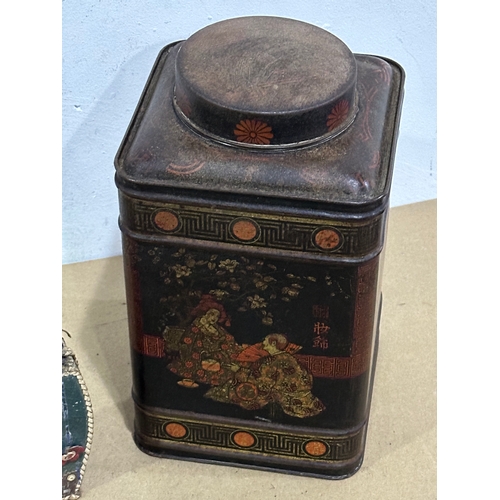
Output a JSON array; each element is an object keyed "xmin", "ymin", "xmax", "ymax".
[{"xmin": 118, "ymin": 186, "xmax": 386, "ymax": 478}]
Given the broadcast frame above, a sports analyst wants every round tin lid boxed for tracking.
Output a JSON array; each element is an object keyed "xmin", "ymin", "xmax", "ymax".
[{"xmin": 173, "ymin": 17, "xmax": 358, "ymax": 148}]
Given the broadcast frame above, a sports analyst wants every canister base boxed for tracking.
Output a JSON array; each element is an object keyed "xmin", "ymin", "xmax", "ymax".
[{"xmin": 133, "ymin": 424, "xmax": 365, "ymax": 480}]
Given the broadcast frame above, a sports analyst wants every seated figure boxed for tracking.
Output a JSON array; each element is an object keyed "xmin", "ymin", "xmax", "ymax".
[{"xmin": 166, "ymin": 300, "xmax": 242, "ymax": 387}]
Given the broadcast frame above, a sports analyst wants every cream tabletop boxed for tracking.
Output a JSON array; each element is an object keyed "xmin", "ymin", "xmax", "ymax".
[{"xmin": 62, "ymin": 199, "xmax": 437, "ymax": 500}]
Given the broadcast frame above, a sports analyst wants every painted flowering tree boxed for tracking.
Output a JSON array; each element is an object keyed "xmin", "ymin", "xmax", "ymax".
[{"xmin": 145, "ymin": 247, "xmax": 351, "ymax": 334}]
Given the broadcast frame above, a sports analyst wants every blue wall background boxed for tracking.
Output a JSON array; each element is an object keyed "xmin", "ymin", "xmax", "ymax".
[{"xmin": 62, "ymin": 1, "xmax": 436, "ymax": 264}]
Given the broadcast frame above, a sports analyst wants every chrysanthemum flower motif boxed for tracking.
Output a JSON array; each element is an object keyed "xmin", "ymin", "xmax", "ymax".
[
  {"xmin": 326, "ymin": 100, "xmax": 350, "ymax": 132},
  {"xmin": 172, "ymin": 264, "xmax": 192, "ymax": 278},
  {"xmin": 234, "ymin": 119, "xmax": 273, "ymax": 145},
  {"xmin": 247, "ymin": 295, "xmax": 267, "ymax": 309},
  {"xmin": 219, "ymin": 259, "xmax": 238, "ymax": 272},
  {"xmin": 209, "ymin": 289, "xmax": 228, "ymax": 300}
]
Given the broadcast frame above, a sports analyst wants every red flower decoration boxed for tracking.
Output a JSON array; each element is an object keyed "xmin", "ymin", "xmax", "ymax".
[
  {"xmin": 327, "ymin": 100, "xmax": 350, "ymax": 132},
  {"xmin": 183, "ymin": 337, "xmax": 193, "ymax": 344},
  {"xmin": 62, "ymin": 446, "xmax": 85, "ymax": 466},
  {"xmin": 234, "ymin": 119, "xmax": 273, "ymax": 145}
]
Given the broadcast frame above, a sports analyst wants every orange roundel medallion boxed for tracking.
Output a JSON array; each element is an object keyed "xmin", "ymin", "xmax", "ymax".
[
  {"xmin": 304, "ymin": 440, "xmax": 328, "ymax": 457},
  {"xmin": 165, "ymin": 422, "xmax": 188, "ymax": 439},
  {"xmin": 313, "ymin": 228, "xmax": 342, "ymax": 251},
  {"xmin": 230, "ymin": 219, "xmax": 259, "ymax": 242},
  {"xmin": 153, "ymin": 210, "xmax": 180, "ymax": 232},
  {"xmin": 232, "ymin": 431, "xmax": 256, "ymax": 448}
]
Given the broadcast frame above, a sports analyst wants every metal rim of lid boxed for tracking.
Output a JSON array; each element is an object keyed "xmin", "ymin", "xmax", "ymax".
[{"xmin": 172, "ymin": 93, "xmax": 359, "ymax": 150}]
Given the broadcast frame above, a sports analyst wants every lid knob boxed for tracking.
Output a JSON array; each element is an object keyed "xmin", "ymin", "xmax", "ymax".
[{"xmin": 173, "ymin": 16, "xmax": 358, "ymax": 148}]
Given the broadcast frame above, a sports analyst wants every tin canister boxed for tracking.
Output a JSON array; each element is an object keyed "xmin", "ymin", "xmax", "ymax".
[{"xmin": 115, "ymin": 16, "xmax": 404, "ymax": 479}]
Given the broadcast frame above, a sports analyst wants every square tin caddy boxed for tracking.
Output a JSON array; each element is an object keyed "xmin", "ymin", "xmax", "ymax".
[{"xmin": 115, "ymin": 16, "xmax": 404, "ymax": 479}]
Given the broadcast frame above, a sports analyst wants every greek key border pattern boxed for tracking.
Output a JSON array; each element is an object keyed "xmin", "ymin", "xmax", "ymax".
[
  {"xmin": 136, "ymin": 406, "xmax": 364, "ymax": 463},
  {"xmin": 120, "ymin": 194, "xmax": 383, "ymax": 257}
]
